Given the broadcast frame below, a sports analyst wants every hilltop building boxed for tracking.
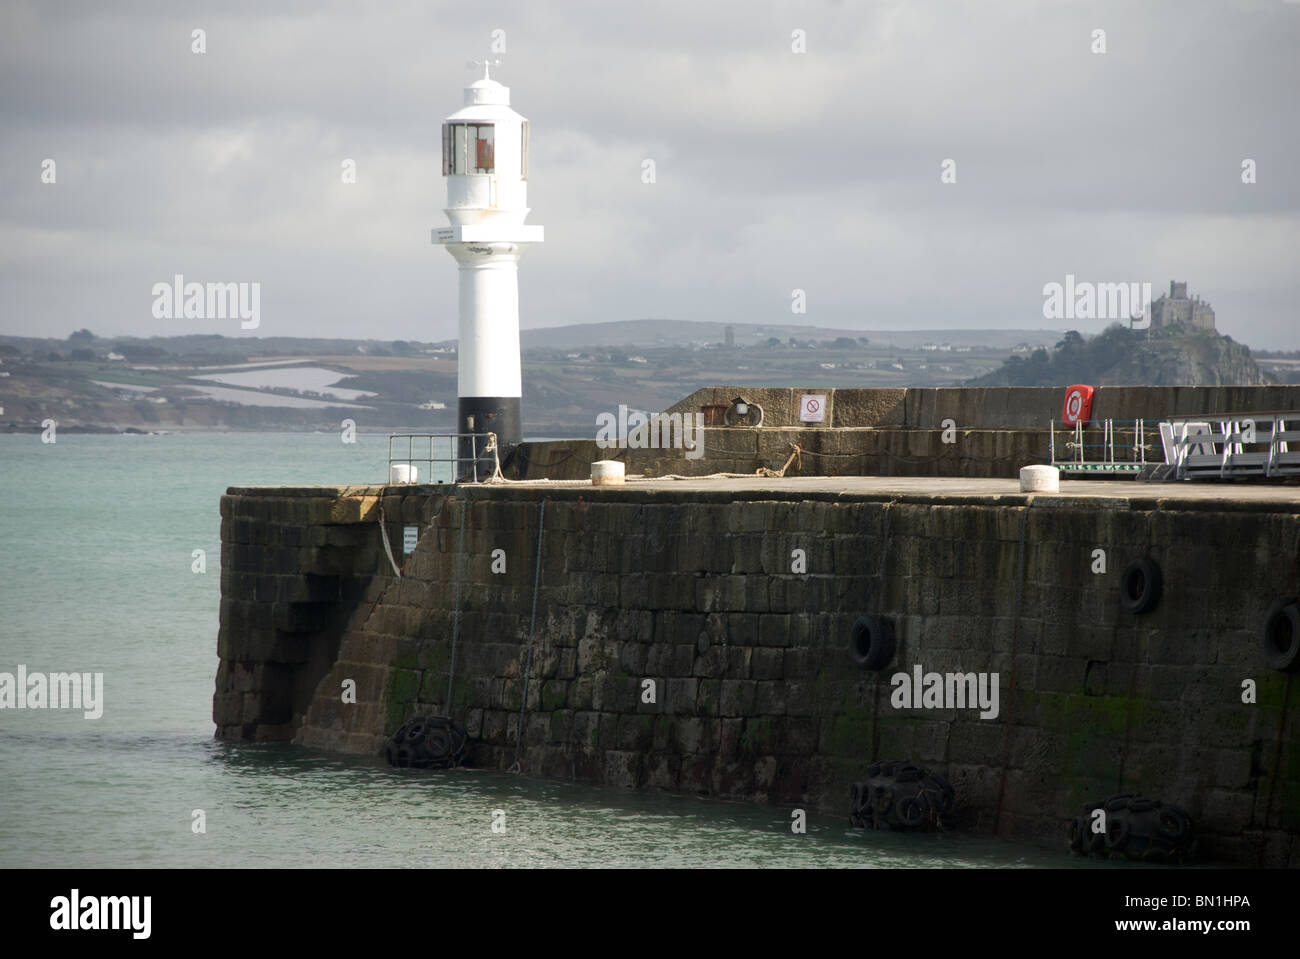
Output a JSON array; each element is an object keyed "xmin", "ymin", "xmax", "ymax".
[{"xmin": 1147, "ymin": 281, "xmax": 1215, "ymax": 331}]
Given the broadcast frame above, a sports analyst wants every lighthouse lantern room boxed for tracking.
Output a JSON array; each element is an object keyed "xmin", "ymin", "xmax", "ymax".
[{"xmin": 433, "ymin": 63, "xmax": 543, "ymax": 458}]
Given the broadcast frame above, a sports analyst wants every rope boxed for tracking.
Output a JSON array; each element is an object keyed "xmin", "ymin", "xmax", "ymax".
[
  {"xmin": 510, "ymin": 498, "xmax": 547, "ymax": 772},
  {"xmin": 377, "ymin": 505, "xmax": 402, "ymax": 578},
  {"xmin": 444, "ymin": 495, "xmax": 468, "ymax": 710},
  {"xmin": 756, "ymin": 445, "xmax": 802, "ymax": 477}
]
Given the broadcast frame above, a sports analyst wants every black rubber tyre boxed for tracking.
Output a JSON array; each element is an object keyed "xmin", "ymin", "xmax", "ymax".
[
  {"xmin": 1077, "ymin": 794, "xmax": 1195, "ymax": 863},
  {"xmin": 849, "ymin": 760, "xmax": 954, "ymax": 831},
  {"xmin": 386, "ymin": 715, "xmax": 469, "ymax": 769},
  {"xmin": 1262, "ymin": 597, "xmax": 1300, "ymax": 672},
  {"xmin": 849, "ymin": 783, "xmax": 866, "ymax": 827},
  {"xmin": 1120, "ymin": 559, "xmax": 1163, "ymax": 614},
  {"xmin": 873, "ymin": 787, "xmax": 894, "ymax": 815},
  {"xmin": 1067, "ymin": 817, "xmax": 1084, "ymax": 852},
  {"xmin": 849, "ymin": 616, "xmax": 896, "ymax": 671},
  {"xmin": 1157, "ymin": 807, "xmax": 1190, "ymax": 841},
  {"xmin": 898, "ymin": 797, "xmax": 925, "ymax": 827},
  {"xmin": 1105, "ymin": 816, "xmax": 1131, "ymax": 851}
]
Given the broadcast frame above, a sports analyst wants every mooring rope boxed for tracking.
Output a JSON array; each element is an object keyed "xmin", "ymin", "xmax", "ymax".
[
  {"xmin": 444, "ymin": 495, "xmax": 468, "ymax": 711},
  {"xmin": 378, "ymin": 505, "xmax": 402, "ymax": 578},
  {"xmin": 510, "ymin": 497, "xmax": 547, "ymax": 773}
]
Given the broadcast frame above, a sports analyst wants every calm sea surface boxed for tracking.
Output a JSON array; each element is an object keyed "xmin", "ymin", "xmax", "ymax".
[{"xmin": 1, "ymin": 432, "xmax": 1100, "ymax": 868}]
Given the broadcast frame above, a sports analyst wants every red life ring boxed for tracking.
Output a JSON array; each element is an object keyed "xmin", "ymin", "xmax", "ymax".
[{"xmin": 1063, "ymin": 384, "xmax": 1094, "ymax": 425}]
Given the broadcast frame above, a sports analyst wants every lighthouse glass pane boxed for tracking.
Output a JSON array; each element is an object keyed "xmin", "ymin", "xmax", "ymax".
[
  {"xmin": 472, "ymin": 124, "xmax": 494, "ymax": 173},
  {"xmin": 453, "ymin": 124, "xmax": 467, "ymax": 175},
  {"xmin": 441, "ymin": 124, "xmax": 450, "ymax": 175}
]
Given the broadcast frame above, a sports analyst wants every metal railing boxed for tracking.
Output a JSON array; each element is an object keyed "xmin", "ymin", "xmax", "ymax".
[
  {"xmin": 1160, "ymin": 412, "xmax": 1300, "ymax": 480},
  {"xmin": 386, "ymin": 432, "xmax": 499, "ymax": 484},
  {"xmin": 1049, "ymin": 418, "xmax": 1156, "ymax": 474}
]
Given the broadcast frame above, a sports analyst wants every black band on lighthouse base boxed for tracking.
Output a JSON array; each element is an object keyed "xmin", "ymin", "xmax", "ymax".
[{"xmin": 457, "ymin": 396, "xmax": 521, "ymax": 477}]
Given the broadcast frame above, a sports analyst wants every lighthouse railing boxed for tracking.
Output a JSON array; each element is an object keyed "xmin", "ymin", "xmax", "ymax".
[{"xmin": 387, "ymin": 432, "xmax": 499, "ymax": 484}]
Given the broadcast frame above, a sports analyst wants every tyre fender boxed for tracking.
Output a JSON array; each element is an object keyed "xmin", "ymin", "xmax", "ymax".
[
  {"xmin": 1262, "ymin": 597, "xmax": 1300, "ymax": 672},
  {"xmin": 849, "ymin": 616, "xmax": 896, "ymax": 671},
  {"xmin": 1120, "ymin": 558, "xmax": 1163, "ymax": 614}
]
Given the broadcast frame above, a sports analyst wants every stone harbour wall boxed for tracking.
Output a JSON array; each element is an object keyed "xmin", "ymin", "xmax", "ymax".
[
  {"xmin": 665, "ymin": 385, "xmax": 1300, "ymax": 430},
  {"xmin": 214, "ymin": 487, "xmax": 420, "ymax": 740},
  {"xmin": 510, "ymin": 385, "xmax": 1300, "ymax": 482},
  {"xmin": 510, "ymin": 427, "xmax": 1050, "ymax": 481},
  {"xmin": 216, "ymin": 481, "xmax": 1300, "ymax": 866}
]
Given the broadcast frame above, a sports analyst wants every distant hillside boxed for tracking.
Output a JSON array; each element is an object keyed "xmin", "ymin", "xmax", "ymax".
[
  {"xmin": 521, "ymin": 320, "xmax": 1062, "ymax": 351},
  {"xmin": 968, "ymin": 324, "xmax": 1272, "ymax": 387}
]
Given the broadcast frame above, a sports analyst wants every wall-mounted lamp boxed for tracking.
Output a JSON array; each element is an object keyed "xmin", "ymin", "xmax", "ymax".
[{"xmin": 724, "ymin": 396, "xmax": 763, "ymax": 428}]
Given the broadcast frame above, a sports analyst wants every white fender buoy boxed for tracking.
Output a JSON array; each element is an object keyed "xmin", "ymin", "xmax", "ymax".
[
  {"xmin": 1020, "ymin": 464, "xmax": 1059, "ymax": 493},
  {"xmin": 591, "ymin": 460, "xmax": 625, "ymax": 486},
  {"xmin": 390, "ymin": 464, "xmax": 418, "ymax": 485}
]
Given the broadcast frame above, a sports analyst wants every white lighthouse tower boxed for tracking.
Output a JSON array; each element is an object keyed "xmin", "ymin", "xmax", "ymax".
[{"xmin": 433, "ymin": 63, "xmax": 543, "ymax": 457}]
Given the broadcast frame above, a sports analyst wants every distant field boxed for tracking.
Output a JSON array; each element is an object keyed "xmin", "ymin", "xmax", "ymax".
[{"xmin": 280, "ymin": 355, "xmax": 458, "ymax": 373}]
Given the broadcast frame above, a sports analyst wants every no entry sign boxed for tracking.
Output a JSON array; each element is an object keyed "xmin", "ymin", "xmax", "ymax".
[{"xmin": 800, "ymin": 394, "xmax": 826, "ymax": 423}]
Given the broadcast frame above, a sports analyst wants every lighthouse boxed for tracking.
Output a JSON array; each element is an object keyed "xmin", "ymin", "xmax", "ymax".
[{"xmin": 433, "ymin": 63, "xmax": 543, "ymax": 459}]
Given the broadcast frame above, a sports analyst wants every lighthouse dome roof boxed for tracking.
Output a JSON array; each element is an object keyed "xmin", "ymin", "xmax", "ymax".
[
  {"xmin": 446, "ymin": 75, "xmax": 526, "ymax": 123},
  {"xmin": 465, "ymin": 77, "xmax": 509, "ymax": 106}
]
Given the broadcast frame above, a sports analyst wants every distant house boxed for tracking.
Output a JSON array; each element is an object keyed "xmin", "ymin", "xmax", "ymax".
[
  {"xmin": 107, "ymin": 352, "xmax": 125, "ymax": 361},
  {"xmin": 1011, "ymin": 343, "xmax": 1031, "ymax": 354},
  {"xmin": 922, "ymin": 343, "xmax": 938, "ymax": 351}
]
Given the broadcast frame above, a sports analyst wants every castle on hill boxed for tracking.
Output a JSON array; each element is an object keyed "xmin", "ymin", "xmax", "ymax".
[{"xmin": 1147, "ymin": 281, "xmax": 1215, "ymax": 331}]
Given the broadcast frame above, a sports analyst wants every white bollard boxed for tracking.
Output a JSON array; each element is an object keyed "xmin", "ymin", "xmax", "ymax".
[
  {"xmin": 1020, "ymin": 464, "xmax": 1059, "ymax": 493},
  {"xmin": 390, "ymin": 464, "xmax": 418, "ymax": 485},
  {"xmin": 591, "ymin": 460, "xmax": 625, "ymax": 486}
]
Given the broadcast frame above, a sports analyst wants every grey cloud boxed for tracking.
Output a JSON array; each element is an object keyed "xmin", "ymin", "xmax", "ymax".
[{"xmin": 1, "ymin": 0, "xmax": 1297, "ymax": 346}]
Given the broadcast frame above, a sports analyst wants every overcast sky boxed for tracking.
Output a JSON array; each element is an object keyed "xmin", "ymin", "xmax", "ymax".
[{"xmin": 2, "ymin": 0, "xmax": 1297, "ymax": 348}]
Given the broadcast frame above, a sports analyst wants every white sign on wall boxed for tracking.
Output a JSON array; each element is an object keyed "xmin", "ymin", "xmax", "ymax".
[
  {"xmin": 402, "ymin": 526, "xmax": 419, "ymax": 554},
  {"xmin": 799, "ymin": 394, "xmax": 826, "ymax": 423}
]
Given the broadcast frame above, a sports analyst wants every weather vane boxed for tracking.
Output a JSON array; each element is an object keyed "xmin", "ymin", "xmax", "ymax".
[{"xmin": 466, "ymin": 57, "xmax": 502, "ymax": 80}]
